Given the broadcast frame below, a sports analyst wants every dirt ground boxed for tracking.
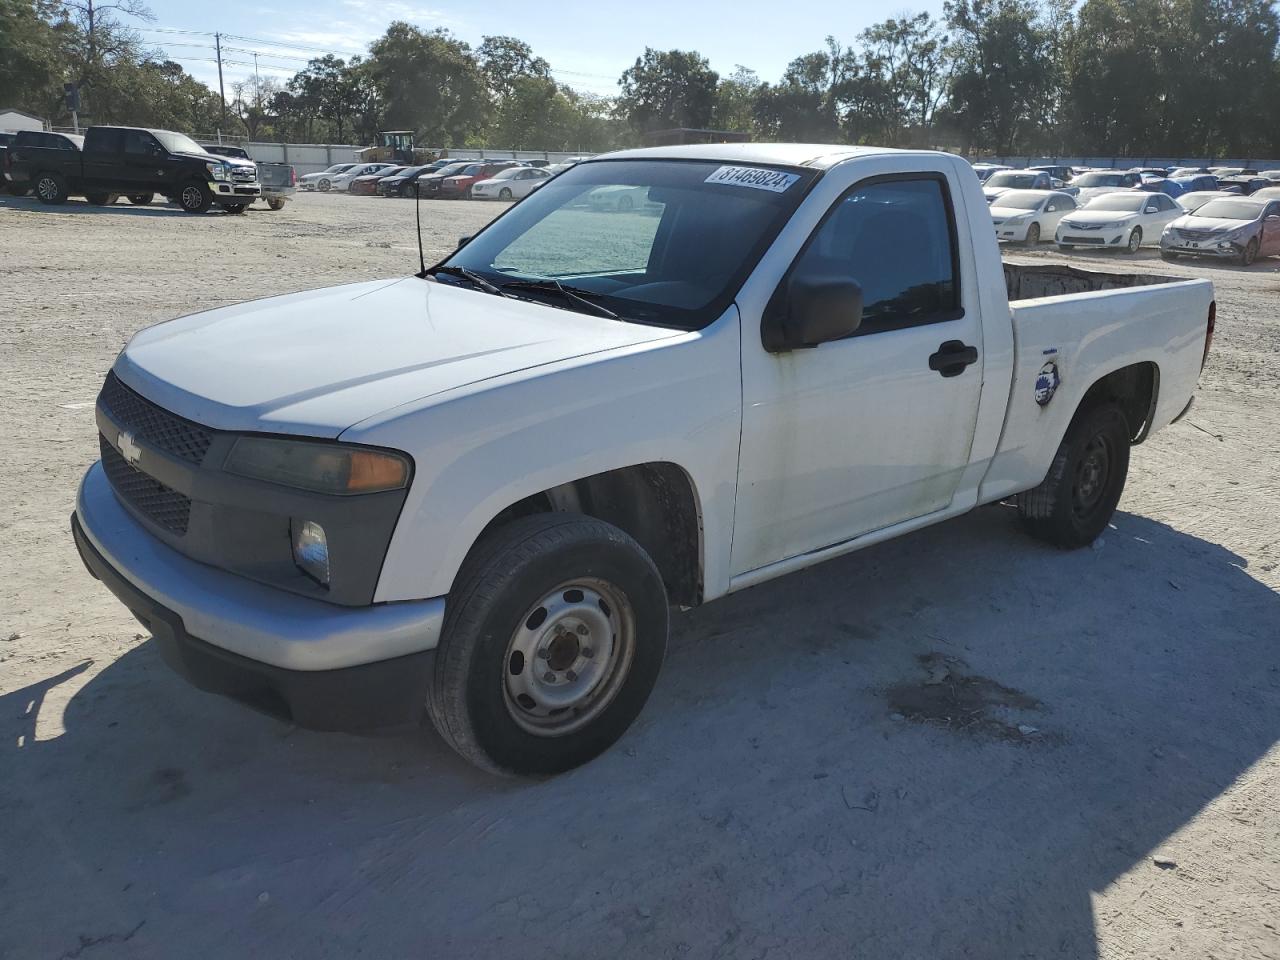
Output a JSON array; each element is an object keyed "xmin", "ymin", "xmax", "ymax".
[{"xmin": 2, "ymin": 190, "xmax": 1278, "ymax": 960}]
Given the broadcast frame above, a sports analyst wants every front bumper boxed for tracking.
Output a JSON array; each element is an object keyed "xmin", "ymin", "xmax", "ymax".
[
  {"xmin": 1161, "ymin": 236, "xmax": 1246, "ymax": 258},
  {"xmin": 73, "ymin": 508, "xmax": 436, "ymax": 730},
  {"xmin": 75, "ymin": 461, "xmax": 445, "ymax": 668},
  {"xmin": 209, "ymin": 181, "xmax": 262, "ymax": 200}
]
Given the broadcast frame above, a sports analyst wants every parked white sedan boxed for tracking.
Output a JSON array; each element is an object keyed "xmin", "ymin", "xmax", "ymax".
[
  {"xmin": 989, "ymin": 189, "xmax": 1077, "ymax": 245},
  {"xmin": 471, "ymin": 166, "xmax": 552, "ymax": 200},
  {"xmin": 1056, "ymin": 191, "xmax": 1184, "ymax": 252},
  {"xmin": 299, "ymin": 163, "xmax": 358, "ymax": 192},
  {"xmin": 1069, "ymin": 170, "xmax": 1144, "ymax": 205},
  {"xmin": 329, "ymin": 163, "xmax": 396, "ymax": 192}
]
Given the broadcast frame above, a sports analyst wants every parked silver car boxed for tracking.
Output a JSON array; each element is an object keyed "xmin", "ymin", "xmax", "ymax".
[{"xmin": 1160, "ymin": 196, "xmax": 1280, "ymax": 266}]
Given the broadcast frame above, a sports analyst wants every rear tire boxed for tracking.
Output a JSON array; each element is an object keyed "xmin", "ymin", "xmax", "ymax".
[
  {"xmin": 427, "ymin": 513, "xmax": 669, "ymax": 777},
  {"xmin": 266, "ymin": 197, "xmax": 285, "ymax": 210},
  {"xmin": 35, "ymin": 172, "xmax": 68, "ymax": 204},
  {"xmin": 6, "ymin": 181, "xmax": 30, "ymax": 196},
  {"xmin": 178, "ymin": 181, "xmax": 212, "ymax": 213},
  {"xmin": 127, "ymin": 193, "xmax": 153, "ymax": 205},
  {"xmin": 85, "ymin": 192, "xmax": 118, "ymax": 205},
  {"xmin": 1016, "ymin": 403, "xmax": 1131, "ymax": 549}
]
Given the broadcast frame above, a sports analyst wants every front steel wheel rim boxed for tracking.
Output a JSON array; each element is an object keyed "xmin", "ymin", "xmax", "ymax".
[
  {"xmin": 181, "ymin": 186, "xmax": 202, "ymax": 209},
  {"xmin": 503, "ymin": 578, "xmax": 636, "ymax": 737},
  {"xmin": 1072, "ymin": 435, "xmax": 1112, "ymax": 518}
]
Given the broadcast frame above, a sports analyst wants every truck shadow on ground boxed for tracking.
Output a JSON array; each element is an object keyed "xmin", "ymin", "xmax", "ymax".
[
  {"xmin": 0, "ymin": 195, "xmax": 253, "ymax": 217},
  {"xmin": 4, "ymin": 505, "xmax": 1277, "ymax": 959}
]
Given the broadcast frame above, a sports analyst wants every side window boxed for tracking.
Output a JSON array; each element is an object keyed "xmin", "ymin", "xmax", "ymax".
[
  {"xmin": 790, "ymin": 177, "xmax": 961, "ymax": 336},
  {"xmin": 123, "ymin": 130, "xmax": 159, "ymax": 156}
]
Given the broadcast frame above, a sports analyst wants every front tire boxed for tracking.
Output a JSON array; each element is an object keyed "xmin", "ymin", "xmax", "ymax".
[
  {"xmin": 221, "ymin": 203, "xmax": 247, "ymax": 214},
  {"xmin": 317, "ymin": 178, "xmax": 331, "ymax": 191},
  {"xmin": 1126, "ymin": 226, "xmax": 1143, "ymax": 252},
  {"xmin": 1023, "ymin": 222, "xmax": 1041, "ymax": 246},
  {"xmin": 35, "ymin": 172, "xmax": 68, "ymax": 204},
  {"xmin": 1239, "ymin": 238, "xmax": 1258, "ymax": 266},
  {"xmin": 499, "ymin": 187, "xmax": 512, "ymax": 200},
  {"xmin": 427, "ymin": 513, "xmax": 669, "ymax": 777},
  {"xmin": 178, "ymin": 182, "xmax": 212, "ymax": 213},
  {"xmin": 1016, "ymin": 403, "xmax": 1131, "ymax": 548}
]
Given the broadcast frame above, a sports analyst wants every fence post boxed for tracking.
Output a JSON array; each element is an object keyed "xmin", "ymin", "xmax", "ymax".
[
  {"xmin": 282, "ymin": 142, "xmax": 289, "ymax": 164},
  {"xmin": 325, "ymin": 144, "xmax": 332, "ymax": 166}
]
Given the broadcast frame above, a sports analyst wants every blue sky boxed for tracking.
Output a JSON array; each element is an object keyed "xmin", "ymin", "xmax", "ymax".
[{"xmin": 135, "ymin": 0, "xmax": 947, "ymax": 98}]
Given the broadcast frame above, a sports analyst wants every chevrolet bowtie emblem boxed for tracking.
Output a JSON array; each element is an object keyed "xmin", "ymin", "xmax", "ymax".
[{"xmin": 118, "ymin": 431, "xmax": 141, "ymax": 465}]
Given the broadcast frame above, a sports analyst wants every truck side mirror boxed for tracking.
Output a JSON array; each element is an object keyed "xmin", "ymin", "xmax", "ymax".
[{"xmin": 765, "ymin": 269, "xmax": 864, "ymax": 351}]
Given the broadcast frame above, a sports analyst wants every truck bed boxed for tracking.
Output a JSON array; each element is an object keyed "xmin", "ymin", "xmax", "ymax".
[
  {"xmin": 1003, "ymin": 263, "xmax": 1177, "ymax": 302},
  {"xmin": 979, "ymin": 263, "xmax": 1214, "ymax": 504}
]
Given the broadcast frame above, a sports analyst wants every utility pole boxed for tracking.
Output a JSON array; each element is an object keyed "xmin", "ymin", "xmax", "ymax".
[{"xmin": 215, "ymin": 32, "xmax": 227, "ymax": 134}]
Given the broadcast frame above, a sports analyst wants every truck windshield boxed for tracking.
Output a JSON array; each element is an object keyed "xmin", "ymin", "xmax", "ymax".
[
  {"xmin": 153, "ymin": 130, "xmax": 206, "ymax": 155},
  {"xmin": 434, "ymin": 159, "xmax": 818, "ymax": 329}
]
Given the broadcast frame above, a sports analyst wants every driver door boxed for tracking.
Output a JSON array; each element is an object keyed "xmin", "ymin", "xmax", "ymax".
[{"xmin": 732, "ymin": 174, "xmax": 985, "ymax": 576}]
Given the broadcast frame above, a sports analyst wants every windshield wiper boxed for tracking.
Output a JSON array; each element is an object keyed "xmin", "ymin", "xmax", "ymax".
[
  {"xmin": 500, "ymin": 279, "xmax": 619, "ymax": 320},
  {"xmin": 432, "ymin": 265, "xmax": 513, "ymax": 298}
]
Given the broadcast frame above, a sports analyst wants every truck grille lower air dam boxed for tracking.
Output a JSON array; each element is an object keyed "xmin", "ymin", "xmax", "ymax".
[
  {"xmin": 99, "ymin": 434, "xmax": 193, "ymax": 535},
  {"xmin": 99, "ymin": 372, "xmax": 213, "ymax": 464}
]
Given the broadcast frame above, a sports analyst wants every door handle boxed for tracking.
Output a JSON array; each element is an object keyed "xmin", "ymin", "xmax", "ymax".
[{"xmin": 928, "ymin": 340, "xmax": 979, "ymax": 377}]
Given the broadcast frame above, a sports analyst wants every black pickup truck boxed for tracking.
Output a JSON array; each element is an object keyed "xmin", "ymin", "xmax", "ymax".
[{"xmin": 9, "ymin": 125, "xmax": 261, "ymax": 213}]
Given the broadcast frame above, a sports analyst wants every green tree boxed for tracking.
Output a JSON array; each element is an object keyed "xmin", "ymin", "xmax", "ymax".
[
  {"xmin": 617, "ymin": 48, "xmax": 718, "ymax": 135},
  {"xmin": 366, "ymin": 22, "xmax": 488, "ymax": 145},
  {"xmin": 712, "ymin": 65, "xmax": 761, "ymax": 133},
  {"xmin": 944, "ymin": 0, "xmax": 1056, "ymax": 153},
  {"xmin": 0, "ymin": 0, "xmax": 67, "ymax": 116},
  {"xmin": 477, "ymin": 35, "xmax": 550, "ymax": 101},
  {"xmin": 288, "ymin": 55, "xmax": 358, "ymax": 142}
]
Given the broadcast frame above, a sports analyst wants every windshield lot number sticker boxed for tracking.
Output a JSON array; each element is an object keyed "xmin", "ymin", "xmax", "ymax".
[{"xmin": 705, "ymin": 166, "xmax": 800, "ymax": 193}]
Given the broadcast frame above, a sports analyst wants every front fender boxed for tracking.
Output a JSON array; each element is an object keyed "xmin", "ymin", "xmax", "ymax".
[{"xmin": 344, "ymin": 308, "xmax": 744, "ymax": 604}]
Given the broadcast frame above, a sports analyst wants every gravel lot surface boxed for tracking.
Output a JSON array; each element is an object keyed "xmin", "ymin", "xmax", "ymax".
[{"xmin": 2, "ymin": 190, "xmax": 1278, "ymax": 960}]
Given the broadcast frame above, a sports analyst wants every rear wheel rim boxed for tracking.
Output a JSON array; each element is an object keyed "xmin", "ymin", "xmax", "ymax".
[
  {"xmin": 37, "ymin": 177, "xmax": 58, "ymax": 200},
  {"xmin": 1072, "ymin": 434, "xmax": 1112, "ymax": 519},
  {"xmin": 503, "ymin": 579, "xmax": 636, "ymax": 737}
]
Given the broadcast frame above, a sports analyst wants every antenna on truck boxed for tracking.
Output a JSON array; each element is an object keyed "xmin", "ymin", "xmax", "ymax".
[{"xmin": 414, "ymin": 178, "xmax": 427, "ymax": 278}]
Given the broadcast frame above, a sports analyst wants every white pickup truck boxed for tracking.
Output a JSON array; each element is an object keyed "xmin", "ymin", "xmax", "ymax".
[{"xmin": 72, "ymin": 143, "xmax": 1216, "ymax": 776}]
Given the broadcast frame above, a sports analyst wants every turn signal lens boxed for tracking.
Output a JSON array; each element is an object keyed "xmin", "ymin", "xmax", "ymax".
[
  {"xmin": 225, "ymin": 438, "xmax": 411, "ymax": 495},
  {"xmin": 348, "ymin": 450, "xmax": 409, "ymax": 492}
]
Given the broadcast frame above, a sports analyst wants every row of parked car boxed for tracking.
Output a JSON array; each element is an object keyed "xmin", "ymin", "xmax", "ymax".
[
  {"xmin": 299, "ymin": 157, "xmax": 592, "ymax": 200},
  {"xmin": 0, "ymin": 126, "xmax": 296, "ymax": 213},
  {"xmin": 973, "ymin": 162, "xmax": 1280, "ymax": 265}
]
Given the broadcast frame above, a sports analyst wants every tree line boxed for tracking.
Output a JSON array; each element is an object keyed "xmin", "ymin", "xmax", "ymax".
[{"xmin": 3, "ymin": 0, "xmax": 1279, "ymax": 156}]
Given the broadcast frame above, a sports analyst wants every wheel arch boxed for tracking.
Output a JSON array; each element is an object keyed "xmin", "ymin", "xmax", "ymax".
[
  {"xmin": 1072, "ymin": 360, "xmax": 1160, "ymax": 445},
  {"xmin": 468, "ymin": 461, "xmax": 705, "ymax": 608}
]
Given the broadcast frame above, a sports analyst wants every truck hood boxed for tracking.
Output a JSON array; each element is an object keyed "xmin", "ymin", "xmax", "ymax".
[{"xmin": 114, "ymin": 278, "xmax": 682, "ymax": 437}]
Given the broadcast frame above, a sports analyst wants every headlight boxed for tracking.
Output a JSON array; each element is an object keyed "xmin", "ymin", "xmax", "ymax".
[
  {"xmin": 207, "ymin": 162, "xmax": 228, "ymax": 181},
  {"xmin": 291, "ymin": 519, "xmax": 330, "ymax": 585},
  {"xmin": 224, "ymin": 438, "xmax": 411, "ymax": 495}
]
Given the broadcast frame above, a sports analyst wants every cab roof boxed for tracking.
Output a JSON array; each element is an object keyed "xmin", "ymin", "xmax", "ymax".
[{"xmin": 593, "ymin": 142, "xmax": 912, "ymax": 170}]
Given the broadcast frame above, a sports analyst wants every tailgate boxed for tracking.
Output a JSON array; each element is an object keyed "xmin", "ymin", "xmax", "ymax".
[{"xmin": 256, "ymin": 163, "xmax": 294, "ymax": 188}]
